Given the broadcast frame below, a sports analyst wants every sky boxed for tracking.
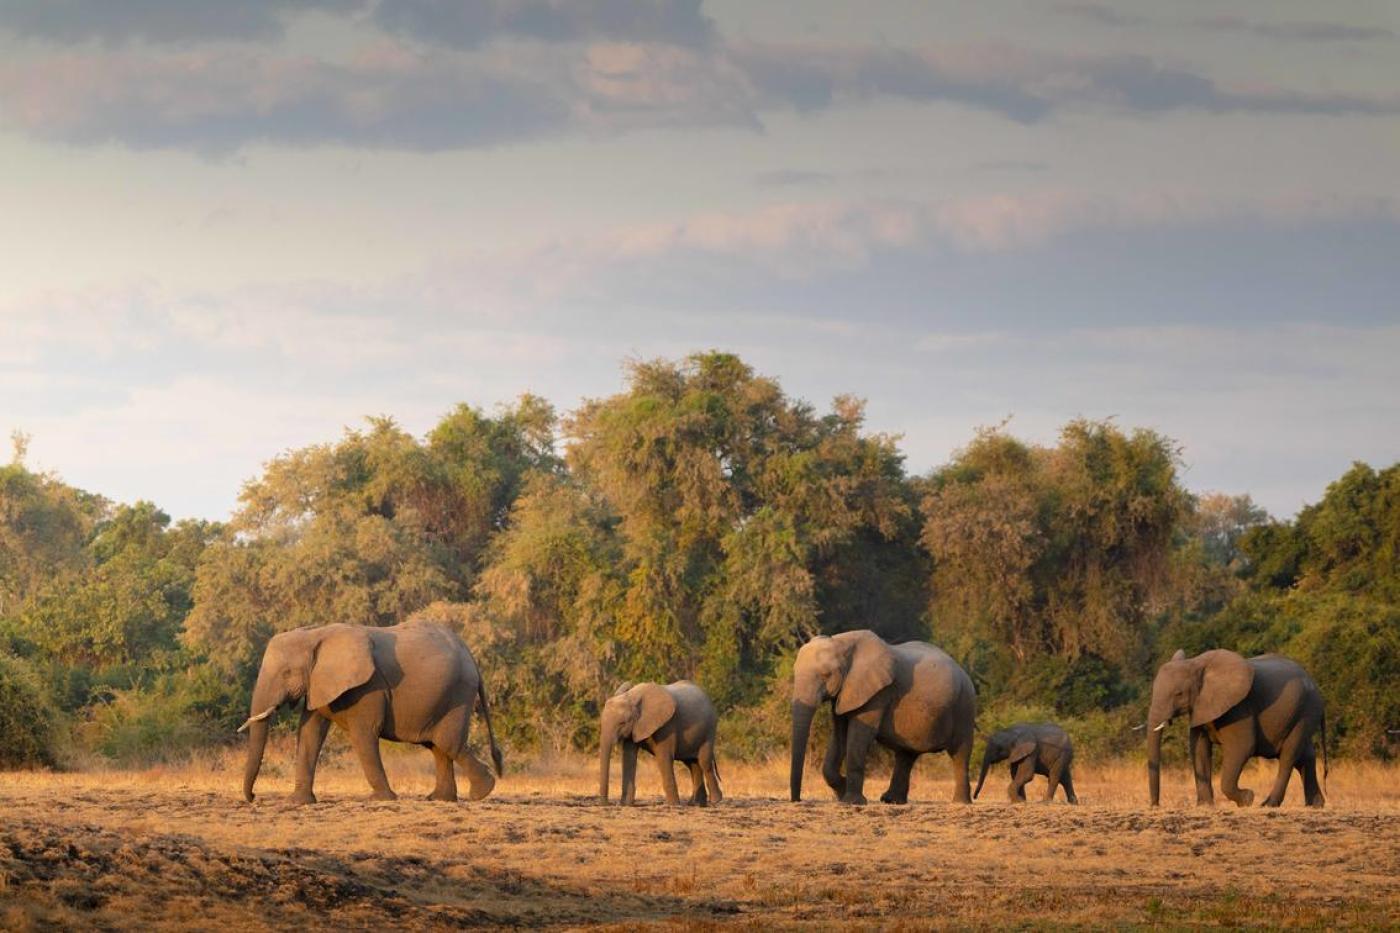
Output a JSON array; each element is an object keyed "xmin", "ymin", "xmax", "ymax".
[{"xmin": 1, "ymin": 0, "xmax": 1397, "ymax": 521}]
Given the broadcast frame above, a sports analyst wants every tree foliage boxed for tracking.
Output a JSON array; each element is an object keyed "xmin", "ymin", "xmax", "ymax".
[{"xmin": 0, "ymin": 353, "xmax": 1394, "ymax": 765}]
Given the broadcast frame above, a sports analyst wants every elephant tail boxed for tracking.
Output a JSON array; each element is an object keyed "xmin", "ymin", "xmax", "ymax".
[
  {"xmin": 478, "ymin": 676, "xmax": 504, "ymax": 777},
  {"xmin": 1320, "ymin": 706, "xmax": 1329, "ymax": 789}
]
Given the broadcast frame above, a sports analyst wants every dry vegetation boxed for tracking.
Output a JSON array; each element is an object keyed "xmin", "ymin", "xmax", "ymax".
[{"xmin": 2, "ymin": 741, "xmax": 1397, "ymax": 930}]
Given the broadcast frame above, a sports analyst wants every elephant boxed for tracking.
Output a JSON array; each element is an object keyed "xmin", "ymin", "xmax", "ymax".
[
  {"xmin": 790, "ymin": 629, "xmax": 976, "ymax": 805},
  {"xmin": 1147, "ymin": 649, "xmax": 1327, "ymax": 808},
  {"xmin": 239, "ymin": 621, "xmax": 503, "ymax": 805},
  {"xmin": 973, "ymin": 722, "xmax": 1078, "ymax": 804},
  {"xmin": 598, "ymin": 680, "xmax": 722, "ymax": 806}
]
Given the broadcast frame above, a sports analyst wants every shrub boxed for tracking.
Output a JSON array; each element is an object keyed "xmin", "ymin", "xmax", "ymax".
[
  {"xmin": 0, "ymin": 652, "xmax": 61, "ymax": 768},
  {"xmin": 79, "ymin": 667, "xmax": 244, "ymax": 766}
]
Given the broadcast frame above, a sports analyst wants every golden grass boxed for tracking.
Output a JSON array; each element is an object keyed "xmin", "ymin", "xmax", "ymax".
[{"xmin": 2, "ymin": 743, "xmax": 1398, "ymax": 929}]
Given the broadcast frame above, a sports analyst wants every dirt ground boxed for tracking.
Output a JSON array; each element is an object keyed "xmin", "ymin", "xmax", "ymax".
[{"xmin": 2, "ymin": 749, "xmax": 1397, "ymax": 930}]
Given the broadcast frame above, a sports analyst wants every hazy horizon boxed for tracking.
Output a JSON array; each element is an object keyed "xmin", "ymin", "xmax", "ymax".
[{"xmin": 3, "ymin": 0, "xmax": 1397, "ymax": 520}]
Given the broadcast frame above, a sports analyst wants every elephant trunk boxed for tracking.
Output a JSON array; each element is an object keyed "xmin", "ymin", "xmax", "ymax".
[
  {"xmin": 240, "ymin": 668, "xmax": 285, "ymax": 803},
  {"xmin": 598, "ymin": 729, "xmax": 614, "ymax": 801},
  {"xmin": 973, "ymin": 751, "xmax": 993, "ymax": 799},
  {"xmin": 1147, "ymin": 721, "xmax": 1163, "ymax": 807},
  {"xmin": 790, "ymin": 701, "xmax": 816, "ymax": 802},
  {"xmin": 242, "ymin": 717, "xmax": 269, "ymax": 803}
]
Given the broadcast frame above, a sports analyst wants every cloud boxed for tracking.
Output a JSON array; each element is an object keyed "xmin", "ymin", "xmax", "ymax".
[
  {"xmin": 0, "ymin": 0, "xmax": 360, "ymax": 44},
  {"xmin": 373, "ymin": 0, "xmax": 714, "ymax": 49},
  {"xmin": 1192, "ymin": 15, "xmax": 1395, "ymax": 43},
  {"xmin": 1054, "ymin": 4, "xmax": 1147, "ymax": 28},
  {"xmin": 2, "ymin": 35, "xmax": 1397, "ymax": 153}
]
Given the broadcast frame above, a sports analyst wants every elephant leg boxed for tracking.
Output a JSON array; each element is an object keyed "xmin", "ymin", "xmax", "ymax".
[
  {"xmin": 621, "ymin": 742, "xmax": 639, "ymax": 805},
  {"xmin": 1007, "ymin": 756, "xmax": 1035, "ymax": 803},
  {"xmin": 1043, "ymin": 757, "xmax": 1065, "ymax": 803},
  {"xmin": 822, "ymin": 714, "xmax": 849, "ymax": 799},
  {"xmin": 291, "ymin": 710, "xmax": 331, "ymax": 805},
  {"xmin": 348, "ymin": 723, "xmax": 397, "ymax": 801},
  {"xmin": 1190, "ymin": 726, "xmax": 1215, "ymax": 806},
  {"xmin": 700, "ymin": 742, "xmax": 723, "ymax": 804},
  {"xmin": 1218, "ymin": 739, "xmax": 1254, "ymax": 808},
  {"xmin": 840, "ymin": 710, "xmax": 880, "ymax": 805},
  {"xmin": 685, "ymin": 761, "xmax": 708, "ymax": 807},
  {"xmin": 949, "ymin": 734, "xmax": 973, "ymax": 804},
  {"xmin": 428, "ymin": 747, "xmax": 458, "ymax": 802},
  {"xmin": 880, "ymin": 749, "xmax": 916, "ymax": 804},
  {"xmin": 454, "ymin": 748, "xmax": 496, "ymax": 801},
  {"xmin": 1297, "ymin": 748, "xmax": 1325, "ymax": 808},
  {"xmin": 1060, "ymin": 766, "xmax": 1079, "ymax": 805},
  {"xmin": 1262, "ymin": 726, "xmax": 1305, "ymax": 807},
  {"xmin": 655, "ymin": 749, "xmax": 682, "ymax": 805}
]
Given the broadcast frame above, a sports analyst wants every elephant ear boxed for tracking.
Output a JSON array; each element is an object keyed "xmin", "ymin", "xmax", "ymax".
[
  {"xmin": 1191, "ymin": 649, "xmax": 1254, "ymax": 727},
  {"xmin": 835, "ymin": 632, "xmax": 896, "ymax": 715},
  {"xmin": 307, "ymin": 625, "xmax": 376, "ymax": 711},
  {"xmin": 1008, "ymin": 740, "xmax": 1037, "ymax": 765},
  {"xmin": 629, "ymin": 683, "xmax": 677, "ymax": 742}
]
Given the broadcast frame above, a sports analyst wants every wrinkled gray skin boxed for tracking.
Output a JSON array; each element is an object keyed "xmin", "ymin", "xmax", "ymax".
[
  {"xmin": 974, "ymin": 722, "xmax": 1078, "ymax": 804},
  {"xmin": 791, "ymin": 630, "xmax": 976, "ymax": 805},
  {"xmin": 599, "ymin": 680, "xmax": 722, "ymax": 806},
  {"xmin": 240, "ymin": 621, "xmax": 502, "ymax": 805},
  {"xmin": 1147, "ymin": 649, "xmax": 1326, "ymax": 808}
]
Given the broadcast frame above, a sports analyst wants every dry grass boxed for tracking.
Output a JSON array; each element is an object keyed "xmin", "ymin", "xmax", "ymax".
[{"xmin": 2, "ymin": 742, "xmax": 1397, "ymax": 929}]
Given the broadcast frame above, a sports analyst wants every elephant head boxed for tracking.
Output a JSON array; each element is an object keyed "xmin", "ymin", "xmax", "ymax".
[
  {"xmin": 973, "ymin": 730, "xmax": 1036, "ymax": 799},
  {"xmin": 1146, "ymin": 648, "xmax": 1253, "ymax": 805},
  {"xmin": 598, "ymin": 682, "xmax": 677, "ymax": 801},
  {"xmin": 240, "ymin": 624, "xmax": 376, "ymax": 802},
  {"xmin": 790, "ymin": 630, "xmax": 895, "ymax": 801}
]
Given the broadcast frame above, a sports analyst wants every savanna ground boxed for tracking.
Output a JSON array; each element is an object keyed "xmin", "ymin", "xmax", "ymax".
[{"xmin": 2, "ymin": 739, "xmax": 1397, "ymax": 930}]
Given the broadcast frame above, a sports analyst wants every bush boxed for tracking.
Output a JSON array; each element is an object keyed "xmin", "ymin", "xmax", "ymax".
[
  {"xmin": 79, "ymin": 667, "xmax": 244, "ymax": 766},
  {"xmin": 0, "ymin": 652, "xmax": 61, "ymax": 768}
]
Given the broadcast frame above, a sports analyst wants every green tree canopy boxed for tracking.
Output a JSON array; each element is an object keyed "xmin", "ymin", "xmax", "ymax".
[{"xmin": 183, "ymin": 398, "xmax": 558, "ymax": 674}]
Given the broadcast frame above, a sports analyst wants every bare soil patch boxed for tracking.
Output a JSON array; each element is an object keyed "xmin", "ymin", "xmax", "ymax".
[{"xmin": 2, "ymin": 757, "xmax": 1397, "ymax": 929}]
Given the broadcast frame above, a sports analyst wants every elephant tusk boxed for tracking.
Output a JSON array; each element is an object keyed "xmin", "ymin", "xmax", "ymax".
[
  {"xmin": 236, "ymin": 707, "xmax": 278, "ymax": 734},
  {"xmin": 1152, "ymin": 722, "xmax": 1168, "ymax": 732}
]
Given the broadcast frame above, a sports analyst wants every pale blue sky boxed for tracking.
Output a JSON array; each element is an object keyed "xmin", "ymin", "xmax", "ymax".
[{"xmin": 1, "ymin": 0, "xmax": 1397, "ymax": 519}]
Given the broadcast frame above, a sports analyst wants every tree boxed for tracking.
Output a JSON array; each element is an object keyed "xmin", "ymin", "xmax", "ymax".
[
  {"xmin": 16, "ymin": 502, "xmax": 217, "ymax": 669},
  {"xmin": 509, "ymin": 352, "xmax": 919, "ymax": 708},
  {"xmin": 922, "ymin": 419, "xmax": 1190, "ymax": 687},
  {"xmin": 183, "ymin": 398, "xmax": 557, "ymax": 674}
]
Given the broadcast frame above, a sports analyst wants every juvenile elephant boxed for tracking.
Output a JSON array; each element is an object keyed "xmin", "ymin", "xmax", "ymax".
[
  {"xmin": 240, "ymin": 621, "xmax": 502, "ymax": 805},
  {"xmin": 790, "ymin": 630, "xmax": 976, "ymax": 805},
  {"xmin": 974, "ymin": 723, "xmax": 1078, "ymax": 804},
  {"xmin": 1147, "ymin": 649, "xmax": 1326, "ymax": 808},
  {"xmin": 599, "ymin": 681, "xmax": 722, "ymax": 806}
]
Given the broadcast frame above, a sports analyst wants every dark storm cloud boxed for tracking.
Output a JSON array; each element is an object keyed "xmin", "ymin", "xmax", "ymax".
[
  {"xmin": 0, "ymin": 0, "xmax": 361, "ymax": 44},
  {"xmin": 373, "ymin": 0, "xmax": 714, "ymax": 48}
]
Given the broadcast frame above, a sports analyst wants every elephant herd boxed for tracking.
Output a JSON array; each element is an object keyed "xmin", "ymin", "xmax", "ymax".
[{"xmin": 239, "ymin": 622, "xmax": 1328, "ymax": 809}]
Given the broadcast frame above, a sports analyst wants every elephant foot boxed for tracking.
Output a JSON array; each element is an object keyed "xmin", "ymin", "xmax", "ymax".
[
  {"xmin": 1228, "ymin": 788, "xmax": 1254, "ymax": 808},
  {"xmin": 878, "ymin": 792, "xmax": 907, "ymax": 805},
  {"xmin": 369, "ymin": 789, "xmax": 398, "ymax": 802},
  {"xmin": 427, "ymin": 789, "xmax": 458, "ymax": 802},
  {"xmin": 840, "ymin": 792, "xmax": 868, "ymax": 806},
  {"xmin": 288, "ymin": 790, "xmax": 317, "ymax": 806},
  {"xmin": 1306, "ymin": 796, "xmax": 1326, "ymax": 809},
  {"xmin": 686, "ymin": 798, "xmax": 709, "ymax": 808},
  {"xmin": 1261, "ymin": 795, "xmax": 1284, "ymax": 808}
]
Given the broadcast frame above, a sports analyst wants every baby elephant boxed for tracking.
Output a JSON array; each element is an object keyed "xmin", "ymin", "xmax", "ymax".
[
  {"xmin": 599, "ymin": 680, "xmax": 722, "ymax": 806},
  {"xmin": 974, "ymin": 723, "xmax": 1078, "ymax": 804}
]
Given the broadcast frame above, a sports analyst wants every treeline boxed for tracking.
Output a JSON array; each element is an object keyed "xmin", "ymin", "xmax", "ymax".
[{"xmin": 1, "ymin": 352, "xmax": 1396, "ymax": 768}]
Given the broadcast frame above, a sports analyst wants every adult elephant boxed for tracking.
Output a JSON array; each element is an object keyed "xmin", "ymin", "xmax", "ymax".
[
  {"xmin": 239, "ymin": 621, "xmax": 503, "ymax": 805},
  {"xmin": 1147, "ymin": 649, "xmax": 1326, "ymax": 808},
  {"xmin": 790, "ymin": 630, "xmax": 976, "ymax": 805}
]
